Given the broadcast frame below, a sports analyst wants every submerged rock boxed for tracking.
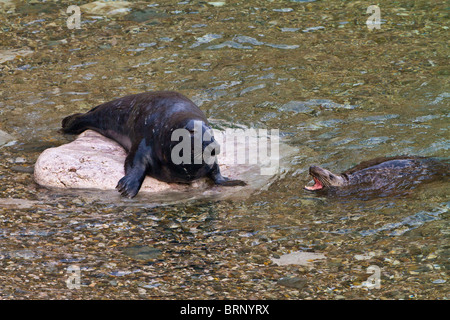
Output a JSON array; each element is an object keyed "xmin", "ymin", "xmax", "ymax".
[
  {"xmin": 271, "ymin": 251, "xmax": 326, "ymax": 266},
  {"xmin": 0, "ymin": 48, "xmax": 33, "ymax": 64},
  {"xmin": 0, "ymin": 0, "xmax": 15, "ymax": 13},
  {"xmin": 207, "ymin": 1, "xmax": 226, "ymax": 7},
  {"xmin": 0, "ymin": 129, "xmax": 15, "ymax": 147},
  {"xmin": 80, "ymin": 1, "xmax": 132, "ymax": 16},
  {"xmin": 0, "ymin": 198, "xmax": 39, "ymax": 209},
  {"xmin": 123, "ymin": 8, "xmax": 168, "ymax": 22},
  {"xmin": 121, "ymin": 246, "xmax": 162, "ymax": 261},
  {"xmin": 277, "ymin": 277, "xmax": 307, "ymax": 290}
]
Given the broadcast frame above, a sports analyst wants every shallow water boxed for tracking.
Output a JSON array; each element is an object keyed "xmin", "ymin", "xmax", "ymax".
[{"xmin": 0, "ymin": 0, "xmax": 448, "ymax": 299}]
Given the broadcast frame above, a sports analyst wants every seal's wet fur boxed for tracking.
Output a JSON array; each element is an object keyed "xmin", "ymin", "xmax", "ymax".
[
  {"xmin": 62, "ymin": 91, "xmax": 245, "ymax": 198},
  {"xmin": 305, "ymin": 156, "xmax": 449, "ymax": 199}
]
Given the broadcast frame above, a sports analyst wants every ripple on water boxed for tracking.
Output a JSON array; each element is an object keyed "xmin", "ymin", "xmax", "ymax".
[
  {"xmin": 429, "ymin": 92, "xmax": 449, "ymax": 105},
  {"xmin": 302, "ymin": 26, "xmax": 325, "ymax": 33},
  {"xmin": 239, "ymin": 83, "xmax": 266, "ymax": 96},
  {"xmin": 190, "ymin": 33, "xmax": 222, "ymax": 48},
  {"xmin": 0, "ymin": 249, "xmax": 41, "ymax": 260},
  {"xmin": 281, "ymin": 27, "xmax": 300, "ymax": 32},
  {"xmin": 0, "ymin": 0, "xmax": 448, "ymax": 300},
  {"xmin": 358, "ymin": 136, "xmax": 391, "ymax": 146},
  {"xmin": 194, "ymin": 34, "xmax": 301, "ymax": 50},
  {"xmin": 421, "ymin": 140, "xmax": 450, "ymax": 154},
  {"xmin": 360, "ymin": 204, "xmax": 448, "ymax": 237},
  {"xmin": 138, "ymin": 42, "xmax": 157, "ymax": 47},
  {"xmin": 272, "ymin": 8, "xmax": 294, "ymax": 13},
  {"xmin": 206, "ymin": 41, "xmax": 253, "ymax": 50},
  {"xmin": 280, "ymin": 99, "xmax": 357, "ymax": 114},
  {"xmin": 68, "ymin": 61, "xmax": 98, "ymax": 70},
  {"xmin": 234, "ymin": 35, "xmax": 265, "ymax": 46},
  {"xmin": 352, "ymin": 114, "xmax": 400, "ymax": 124}
]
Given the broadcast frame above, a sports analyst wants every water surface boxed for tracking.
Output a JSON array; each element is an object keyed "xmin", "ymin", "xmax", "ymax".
[{"xmin": 0, "ymin": 0, "xmax": 448, "ymax": 299}]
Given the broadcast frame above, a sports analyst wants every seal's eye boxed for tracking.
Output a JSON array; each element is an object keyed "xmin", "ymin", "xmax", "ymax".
[{"xmin": 329, "ymin": 175, "xmax": 334, "ymax": 180}]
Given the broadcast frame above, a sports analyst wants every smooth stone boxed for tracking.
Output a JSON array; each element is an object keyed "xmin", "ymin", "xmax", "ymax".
[
  {"xmin": 0, "ymin": 198, "xmax": 39, "ymax": 209},
  {"xmin": 0, "ymin": 129, "xmax": 15, "ymax": 147},
  {"xmin": 11, "ymin": 165, "xmax": 34, "ymax": 174},
  {"xmin": 271, "ymin": 251, "xmax": 326, "ymax": 266},
  {"xmin": 207, "ymin": 1, "xmax": 226, "ymax": 7},
  {"xmin": 277, "ymin": 277, "xmax": 307, "ymax": 290},
  {"xmin": 0, "ymin": 48, "xmax": 33, "ymax": 64},
  {"xmin": 80, "ymin": 1, "xmax": 132, "ymax": 16},
  {"xmin": 121, "ymin": 246, "xmax": 162, "ymax": 261},
  {"xmin": 124, "ymin": 8, "xmax": 168, "ymax": 22},
  {"xmin": 0, "ymin": 0, "xmax": 15, "ymax": 13}
]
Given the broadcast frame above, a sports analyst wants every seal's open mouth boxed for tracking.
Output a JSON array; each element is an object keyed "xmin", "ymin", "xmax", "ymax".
[{"xmin": 304, "ymin": 176, "xmax": 324, "ymax": 191}]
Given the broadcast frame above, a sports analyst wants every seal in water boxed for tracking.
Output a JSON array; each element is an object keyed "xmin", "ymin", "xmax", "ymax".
[
  {"xmin": 304, "ymin": 156, "xmax": 449, "ymax": 198},
  {"xmin": 62, "ymin": 91, "xmax": 246, "ymax": 198}
]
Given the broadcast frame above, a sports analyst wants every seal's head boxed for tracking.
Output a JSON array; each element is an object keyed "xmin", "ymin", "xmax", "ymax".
[
  {"xmin": 184, "ymin": 119, "xmax": 219, "ymax": 165},
  {"xmin": 169, "ymin": 119, "xmax": 221, "ymax": 181},
  {"xmin": 304, "ymin": 165, "xmax": 346, "ymax": 191}
]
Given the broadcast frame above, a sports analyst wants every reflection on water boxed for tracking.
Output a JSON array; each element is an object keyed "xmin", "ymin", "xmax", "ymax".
[{"xmin": 0, "ymin": 0, "xmax": 448, "ymax": 299}]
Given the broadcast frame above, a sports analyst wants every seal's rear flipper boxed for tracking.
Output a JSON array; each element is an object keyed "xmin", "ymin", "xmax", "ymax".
[
  {"xmin": 215, "ymin": 177, "xmax": 247, "ymax": 186},
  {"xmin": 61, "ymin": 113, "xmax": 95, "ymax": 134}
]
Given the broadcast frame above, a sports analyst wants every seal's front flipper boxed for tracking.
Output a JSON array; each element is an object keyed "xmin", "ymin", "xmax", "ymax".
[
  {"xmin": 209, "ymin": 163, "xmax": 246, "ymax": 187},
  {"xmin": 214, "ymin": 176, "xmax": 247, "ymax": 186},
  {"xmin": 116, "ymin": 140, "xmax": 153, "ymax": 198},
  {"xmin": 116, "ymin": 173, "xmax": 145, "ymax": 198}
]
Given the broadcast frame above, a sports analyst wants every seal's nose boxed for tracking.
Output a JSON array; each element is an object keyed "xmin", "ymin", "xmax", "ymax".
[{"xmin": 309, "ymin": 166, "xmax": 319, "ymax": 174}]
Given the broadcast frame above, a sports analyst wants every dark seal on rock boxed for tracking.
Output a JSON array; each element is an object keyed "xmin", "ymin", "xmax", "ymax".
[
  {"xmin": 62, "ymin": 91, "xmax": 246, "ymax": 198},
  {"xmin": 304, "ymin": 156, "xmax": 449, "ymax": 198}
]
